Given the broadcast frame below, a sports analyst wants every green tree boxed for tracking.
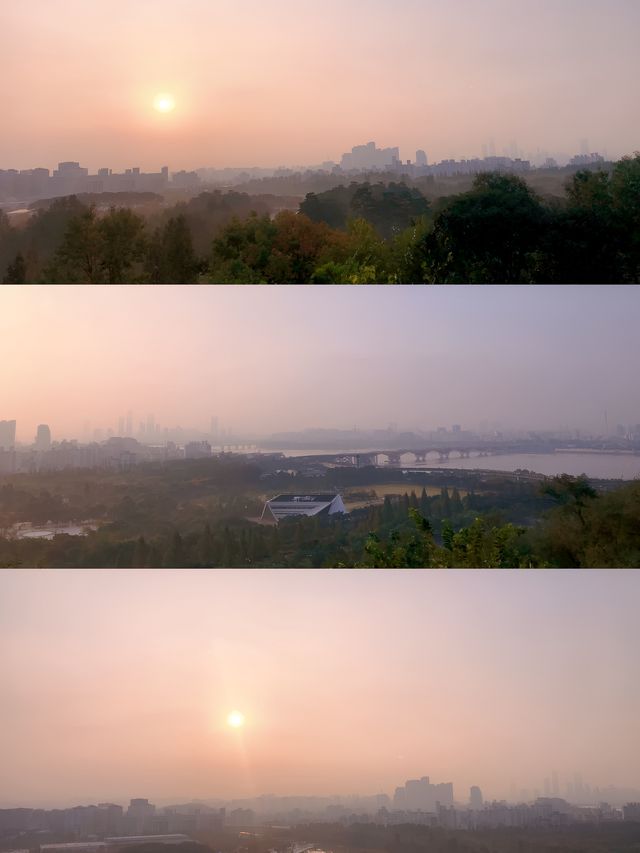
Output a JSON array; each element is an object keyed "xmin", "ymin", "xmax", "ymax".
[
  {"xmin": 45, "ymin": 205, "xmax": 105, "ymax": 282},
  {"xmin": 421, "ymin": 173, "xmax": 548, "ymax": 283},
  {"xmin": 2, "ymin": 252, "xmax": 27, "ymax": 283},
  {"xmin": 610, "ymin": 152, "xmax": 640, "ymax": 282},
  {"xmin": 99, "ymin": 207, "xmax": 147, "ymax": 282},
  {"xmin": 146, "ymin": 214, "xmax": 201, "ymax": 283},
  {"xmin": 541, "ymin": 474, "xmax": 597, "ymax": 528}
]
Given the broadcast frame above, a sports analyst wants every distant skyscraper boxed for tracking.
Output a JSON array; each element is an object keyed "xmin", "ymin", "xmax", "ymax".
[
  {"xmin": 35, "ymin": 424, "xmax": 51, "ymax": 451},
  {"xmin": 393, "ymin": 776, "xmax": 454, "ymax": 811},
  {"xmin": 552, "ymin": 770, "xmax": 559, "ymax": 795},
  {"xmin": 126, "ymin": 410, "xmax": 133, "ymax": 437},
  {"xmin": 416, "ymin": 149, "xmax": 428, "ymax": 166},
  {"xmin": 0, "ymin": 419, "xmax": 16, "ymax": 450},
  {"xmin": 469, "ymin": 786, "xmax": 483, "ymax": 809},
  {"xmin": 340, "ymin": 141, "xmax": 400, "ymax": 171},
  {"xmin": 211, "ymin": 416, "xmax": 219, "ymax": 441},
  {"xmin": 118, "ymin": 416, "xmax": 125, "ymax": 436}
]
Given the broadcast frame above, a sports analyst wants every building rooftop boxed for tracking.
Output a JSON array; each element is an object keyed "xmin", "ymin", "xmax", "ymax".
[
  {"xmin": 269, "ymin": 494, "xmax": 340, "ymax": 503},
  {"xmin": 262, "ymin": 493, "xmax": 347, "ymax": 522}
]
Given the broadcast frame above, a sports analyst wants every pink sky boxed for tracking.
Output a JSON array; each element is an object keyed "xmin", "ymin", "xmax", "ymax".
[
  {"xmin": 2, "ymin": 286, "xmax": 640, "ymax": 441},
  {"xmin": 1, "ymin": 569, "xmax": 639, "ymax": 807},
  {"xmin": 2, "ymin": 0, "xmax": 640, "ymax": 170}
]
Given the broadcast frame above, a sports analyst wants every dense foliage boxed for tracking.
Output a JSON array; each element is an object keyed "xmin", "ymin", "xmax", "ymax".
[
  {"xmin": 2, "ymin": 155, "xmax": 639, "ymax": 283},
  {"xmin": 0, "ymin": 459, "xmax": 638, "ymax": 567}
]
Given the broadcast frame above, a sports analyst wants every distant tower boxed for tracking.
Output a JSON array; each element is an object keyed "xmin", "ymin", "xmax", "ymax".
[
  {"xmin": 416, "ymin": 149, "xmax": 428, "ymax": 166},
  {"xmin": 35, "ymin": 424, "xmax": 51, "ymax": 451},
  {"xmin": 552, "ymin": 770, "xmax": 559, "ymax": 795},
  {"xmin": 469, "ymin": 786, "xmax": 483, "ymax": 809},
  {"xmin": 0, "ymin": 419, "xmax": 17, "ymax": 450},
  {"xmin": 211, "ymin": 416, "xmax": 219, "ymax": 441}
]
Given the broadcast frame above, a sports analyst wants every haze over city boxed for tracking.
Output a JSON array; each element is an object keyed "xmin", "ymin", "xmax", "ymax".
[
  {"xmin": 1, "ymin": 569, "xmax": 639, "ymax": 808},
  {"xmin": 3, "ymin": 0, "xmax": 640, "ymax": 171},
  {"xmin": 1, "ymin": 285, "xmax": 639, "ymax": 443}
]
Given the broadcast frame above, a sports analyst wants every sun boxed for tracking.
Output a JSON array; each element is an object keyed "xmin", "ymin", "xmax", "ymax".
[
  {"xmin": 153, "ymin": 93, "xmax": 175, "ymax": 113},
  {"xmin": 227, "ymin": 710, "xmax": 245, "ymax": 728}
]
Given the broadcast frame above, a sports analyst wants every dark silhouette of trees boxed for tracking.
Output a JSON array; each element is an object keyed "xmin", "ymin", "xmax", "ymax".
[
  {"xmin": 146, "ymin": 214, "xmax": 201, "ymax": 283},
  {"xmin": 44, "ymin": 206, "xmax": 146, "ymax": 282},
  {"xmin": 301, "ymin": 180, "xmax": 430, "ymax": 239},
  {"xmin": 421, "ymin": 173, "xmax": 548, "ymax": 283},
  {"xmin": 2, "ymin": 252, "xmax": 26, "ymax": 283},
  {"xmin": 2, "ymin": 156, "xmax": 639, "ymax": 282}
]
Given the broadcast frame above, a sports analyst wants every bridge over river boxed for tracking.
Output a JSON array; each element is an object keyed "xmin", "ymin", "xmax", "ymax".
[{"xmin": 283, "ymin": 440, "xmax": 640, "ymax": 469}]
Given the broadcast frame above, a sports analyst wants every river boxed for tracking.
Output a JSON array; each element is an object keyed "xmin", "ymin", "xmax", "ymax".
[{"xmin": 271, "ymin": 449, "xmax": 640, "ymax": 480}]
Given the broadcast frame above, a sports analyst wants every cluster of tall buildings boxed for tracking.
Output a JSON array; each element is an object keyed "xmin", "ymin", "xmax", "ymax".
[
  {"xmin": 393, "ymin": 776, "xmax": 455, "ymax": 811},
  {"xmin": 0, "ymin": 420, "xmax": 52, "ymax": 472},
  {"xmin": 337, "ymin": 141, "xmax": 534, "ymax": 177},
  {"xmin": 0, "ymin": 799, "xmax": 224, "ymax": 843},
  {"xmin": 0, "ymin": 412, "xmax": 249, "ymax": 475},
  {"xmin": 334, "ymin": 141, "xmax": 611, "ymax": 179},
  {"xmin": 0, "ymin": 163, "xmax": 201, "ymax": 203},
  {"xmin": 0, "ymin": 437, "xmax": 184, "ymax": 476},
  {"xmin": 376, "ymin": 797, "xmax": 629, "ymax": 831}
]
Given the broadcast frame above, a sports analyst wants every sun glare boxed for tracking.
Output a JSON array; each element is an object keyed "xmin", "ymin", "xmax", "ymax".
[
  {"xmin": 227, "ymin": 710, "xmax": 245, "ymax": 728},
  {"xmin": 153, "ymin": 93, "xmax": 175, "ymax": 113}
]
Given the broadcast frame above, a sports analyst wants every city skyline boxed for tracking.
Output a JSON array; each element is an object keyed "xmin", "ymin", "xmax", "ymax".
[
  {"xmin": 3, "ymin": 767, "xmax": 639, "ymax": 811},
  {"xmin": 1, "ymin": 285, "xmax": 639, "ymax": 442},
  {"xmin": 3, "ymin": 0, "xmax": 640, "ymax": 171},
  {"xmin": 1, "ymin": 570, "xmax": 639, "ymax": 806}
]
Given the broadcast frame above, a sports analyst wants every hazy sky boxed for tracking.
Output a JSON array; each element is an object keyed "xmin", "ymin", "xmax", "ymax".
[
  {"xmin": 2, "ymin": 0, "xmax": 640, "ymax": 170},
  {"xmin": 1, "ymin": 569, "xmax": 639, "ymax": 807},
  {"xmin": 1, "ymin": 285, "xmax": 639, "ymax": 441}
]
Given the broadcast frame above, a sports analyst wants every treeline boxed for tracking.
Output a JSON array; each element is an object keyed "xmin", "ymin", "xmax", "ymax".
[
  {"xmin": 2, "ymin": 154, "xmax": 639, "ymax": 283},
  {"xmin": 268, "ymin": 820, "xmax": 640, "ymax": 853},
  {"xmin": 2, "ymin": 474, "xmax": 640, "ymax": 567},
  {"xmin": 0, "ymin": 190, "xmax": 297, "ymax": 283}
]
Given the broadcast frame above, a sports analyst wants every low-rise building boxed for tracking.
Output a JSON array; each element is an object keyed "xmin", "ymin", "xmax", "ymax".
[{"xmin": 261, "ymin": 493, "xmax": 347, "ymax": 522}]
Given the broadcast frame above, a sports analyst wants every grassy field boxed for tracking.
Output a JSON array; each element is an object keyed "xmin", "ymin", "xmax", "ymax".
[{"xmin": 343, "ymin": 483, "xmax": 468, "ymax": 509}]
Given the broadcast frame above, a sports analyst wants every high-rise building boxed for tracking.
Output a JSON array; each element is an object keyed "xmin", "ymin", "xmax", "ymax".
[
  {"xmin": 127, "ymin": 798, "xmax": 155, "ymax": 818},
  {"xmin": 416, "ymin": 149, "xmax": 428, "ymax": 166},
  {"xmin": 35, "ymin": 424, "xmax": 51, "ymax": 451},
  {"xmin": 393, "ymin": 776, "xmax": 454, "ymax": 811},
  {"xmin": 125, "ymin": 798, "xmax": 156, "ymax": 834},
  {"xmin": 469, "ymin": 786, "xmax": 483, "ymax": 809},
  {"xmin": 340, "ymin": 141, "xmax": 400, "ymax": 171},
  {"xmin": 0, "ymin": 419, "xmax": 16, "ymax": 449},
  {"xmin": 184, "ymin": 441, "xmax": 212, "ymax": 459},
  {"xmin": 126, "ymin": 410, "xmax": 133, "ymax": 437}
]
